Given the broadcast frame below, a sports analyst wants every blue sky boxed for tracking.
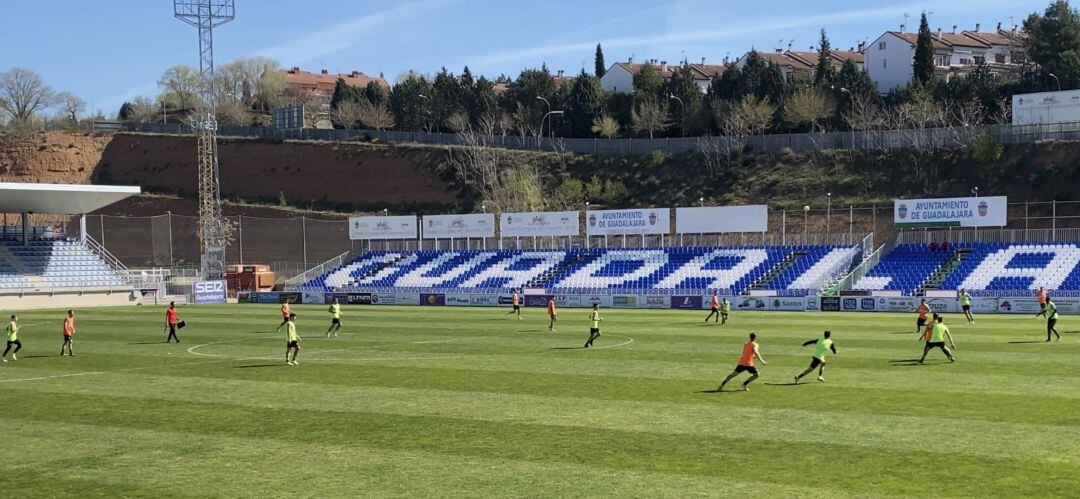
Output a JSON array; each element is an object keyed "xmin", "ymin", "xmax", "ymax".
[{"xmin": 0, "ymin": 0, "xmax": 1051, "ymax": 116}]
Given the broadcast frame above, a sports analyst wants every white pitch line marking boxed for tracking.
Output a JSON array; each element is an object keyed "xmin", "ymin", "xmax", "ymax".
[{"xmin": 587, "ymin": 335, "xmax": 635, "ymax": 350}]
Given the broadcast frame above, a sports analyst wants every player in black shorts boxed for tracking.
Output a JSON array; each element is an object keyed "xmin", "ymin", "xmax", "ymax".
[{"xmin": 718, "ymin": 332, "xmax": 767, "ymax": 391}]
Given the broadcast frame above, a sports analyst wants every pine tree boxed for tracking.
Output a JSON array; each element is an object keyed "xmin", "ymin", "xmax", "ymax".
[
  {"xmin": 1024, "ymin": 0, "xmax": 1080, "ymax": 90},
  {"xmin": 118, "ymin": 102, "xmax": 135, "ymax": 121},
  {"xmin": 666, "ymin": 65, "xmax": 703, "ymax": 136},
  {"xmin": 595, "ymin": 43, "xmax": 606, "ymax": 78},
  {"xmin": 814, "ymin": 29, "xmax": 836, "ymax": 87},
  {"xmin": 913, "ymin": 13, "xmax": 936, "ymax": 86},
  {"xmin": 566, "ymin": 69, "xmax": 602, "ymax": 137},
  {"xmin": 632, "ymin": 62, "xmax": 665, "ymax": 100}
]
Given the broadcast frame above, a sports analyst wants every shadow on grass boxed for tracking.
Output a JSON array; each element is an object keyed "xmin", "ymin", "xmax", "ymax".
[
  {"xmin": 1008, "ymin": 340, "xmax": 1048, "ymax": 344},
  {"xmin": 890, "ymin": 331, "xmax": 919, "ymax": 335},
  {"xmin": 697, "ymin": 389, "xmax": 722, "ymax": 394},
  {"xmin": 551, "ymin": 346, "xmax": 587, "ymax": 350},
  {"xmin": 21, "ymin": 355, "xmax": 52, "ymax": 359},
  {"xmin": 763, "ymin": 382, "xmax": 801, "ymax": 387},
  {"xmin": 235, "ymin": 364, "xmax": 280, "ymax": 368}
]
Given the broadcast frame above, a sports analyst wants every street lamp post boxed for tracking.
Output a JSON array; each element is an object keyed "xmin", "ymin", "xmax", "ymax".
[
  {"xmin": 803, "ymin": 205, "xmax": 810, "ymax": 236},
  {"xmin": 669, "ymin": 94, "xmax": 685, "ymax": 137},
  {"xmin": 536, "ymin": 96, "xmax": 552, "ymax": 147},
  {"xmin": 826, "ymin": 193, "xmax": 832, "ymax": 234},
  {"xmin": 418, "ymin": 94, "xmax": 431, "ymax": 132},
  {"xmin": 1049, "ymin": 73, "xmax": 1061, "ymax": 92},
  {"xmin": 971, "ymin": 187, "xmax": 979, "ymax": 198},
  {"xmin": 539, "ymin": 110, "xmax": 564, "ymax": 150}
]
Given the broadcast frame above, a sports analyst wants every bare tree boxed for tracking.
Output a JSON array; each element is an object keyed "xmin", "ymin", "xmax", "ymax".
[
  {"xmin": 590, "ymin": 115, "xmax": 620, "ymax": 138},
  {"xmin": 446, "ymin": 111, "xmax": 471, "ymax": 133},
  {"xmin": 55, "ymin": 92, "xmax": 86, "ymax": 124},
  {"xmin": 989, "ymin": 97, "xmax": 1012, "ymax": 125},
  {"xmin": 631, "ymin": 97, "xmax": 671, "ymax": 139},
  {"xmin": 731, "ymin": 95, "xmax": 776, "ymax": 137},
  {"xmin": 214, "ymin": 97, "xmax": 251, "ymax": 126},
  {"xmin": 357, "ymin": 100, "xmax": 396, "ymax": 131},
  {"xmin": 0, "ymin": 67, "xmax": 57, "ymax": 126},
  {"xmin": 447, "ymin": 123, "xmax": 547, "ymax": 214},
  {"xmin": 843, "ymin": 94, "xmax": 884, "ymax": 131},
  {"xmin": 158, "ymin": 65, "xmax": 202, "ymax": 111},
  {"xmin": 128, "ymin": 96, "xmax": 161, "ymax": 124},
  {"xmin": 479, "ymin": 112, "xmax": 513, "ymax": 139},
  {"xmin": 331, "ymin": 100, "xmax": 362, "ymax": 129},
  {"xmin": 783, "ymin": 88, "xmax": 836, "ymax": 133}
]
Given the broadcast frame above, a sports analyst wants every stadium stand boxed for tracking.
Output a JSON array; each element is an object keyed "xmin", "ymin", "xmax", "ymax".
[
  {"xmin": 300, "ymin": 245, "xmax": 859, "ymax": 295},
  {"xmin": 854, "ymin": 242, "xmax": 1080, "ymax": 295},
  {"xmin": 1, "ymin": 238, "xmax": 128, "ymax": 288}
]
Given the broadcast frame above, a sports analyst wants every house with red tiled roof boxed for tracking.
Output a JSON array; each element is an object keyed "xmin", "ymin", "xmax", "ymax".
[
  {"xmin": 281, "ymin": 67, "xmax": 389, "ymax": 97},
  {"xmin": 865, "ymin": 23, "xmax": 1025, "ymax": 93},
  {"xmin": 599, "ymin": 58, "xmax": 715, "ymax": 93}
]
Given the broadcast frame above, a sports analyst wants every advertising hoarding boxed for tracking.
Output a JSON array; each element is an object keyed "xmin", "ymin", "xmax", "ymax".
[
  {"xmin": 500, "ymin": 211, "xmax": 579, "ymax": 237},
  {"xmin": 348, "ymin": 216, "xmax": 417, "ymax": 240},
  {"xmin": 192, "ymin": 280, "xmax": 227, "ymax": 304},
  {"xmin": 585, "ymin": 208, "xmax": 670, "ymax": 236},
  {"xmin": 894, "ymin": 196, "xmax": 1007, "ymax": 228},
  {"xmin": 1012, "ymin": 89, "xmax": 1080, "ymax": 125},
  {"xmin": 422, "ymin": 214, "xmax": 495, "ymax": 239},
  {"xmin": 675, "ymin": 205, "xmax": 767, "ymax": 234}
]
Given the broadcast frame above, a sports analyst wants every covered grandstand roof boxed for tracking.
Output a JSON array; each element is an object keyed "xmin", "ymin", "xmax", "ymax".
[{"xmin": 0, "ymin": 183, "xmax": 141, "ymax": 215}]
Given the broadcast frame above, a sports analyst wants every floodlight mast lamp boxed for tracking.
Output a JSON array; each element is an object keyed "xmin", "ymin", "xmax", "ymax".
[{"xmin": 174, "ymin": 0, "xmax": 235, "ymax": 279}]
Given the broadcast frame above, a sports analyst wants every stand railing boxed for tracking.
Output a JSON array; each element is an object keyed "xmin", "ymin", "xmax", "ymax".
[
  {"xmin": 284, "ymin": 251, "xmax": 350, "ymax": 288},
  {"xmin": 84, "ymin": 234, "xmax": 132, "ymax": 284}
]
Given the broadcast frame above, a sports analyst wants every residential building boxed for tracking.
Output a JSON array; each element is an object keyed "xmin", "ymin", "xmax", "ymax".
[
  {"xmin": 865, "ymin": 23, "xmax": 1025, "ymax": 93},
  {"xmin": 281, "ymin": 67, "xmax": 389, "ymax": 98},
  {"xmin": 734, "ymin": 47, "xmax": 865, "ymax": 80},
  {"xmin": 599, "ymin": 57, "xmax": 731, "ymax": 93}
]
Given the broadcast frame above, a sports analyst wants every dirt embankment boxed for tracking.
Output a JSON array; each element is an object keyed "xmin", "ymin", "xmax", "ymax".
[
  {"xmin": 92, "ymin": 134, "xmax": 459, "ymax": 213},
  {"xmin": 0, "ymin": 131, "xmax": 461, "ymax": 218}
]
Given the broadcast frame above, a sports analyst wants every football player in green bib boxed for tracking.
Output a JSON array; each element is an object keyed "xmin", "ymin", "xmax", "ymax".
[
  {"xmin": 584, "ymin": 304, "xmax": 603, "ymax": 348},
  {"xmin": 1039, "ymin": 299, "xmax": 1061, "ymax": 342},
  {"xmin": 794, "ymin": 330, "xmax": 836, "ymax": 384},
  {"xmin": 919, "ymin": 314, "xmax": 956, "ymax": 364},
  {"xmin": 326, "ymin": 298, "xmax": 342, "ymax": 338},
  {"xmin": 957, "ymin": 289, "xmax": 975, "ymax": 324}
]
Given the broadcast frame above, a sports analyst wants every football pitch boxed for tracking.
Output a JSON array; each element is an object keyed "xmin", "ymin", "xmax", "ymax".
[{"xmin": 1, "ymin": 304, "xmax": 1079, "ymax": 497}]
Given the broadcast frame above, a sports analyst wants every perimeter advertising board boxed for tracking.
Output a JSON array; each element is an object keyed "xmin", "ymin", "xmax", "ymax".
[
  {"xmin": 1012, "ymin": 89, "xmax": 1080, "ymax": 125},
  {"xmin": 348, "ymin": 216, "xmax": 417, "ymax": 240},
  {"xmin": 675, "ymin": 205, "xmax": 767, "ymax": 234},
  {"xmin": 500, "ymin": 211, "xmax": 579, "ymax": 237},
  {"xmin": 422, "ymin": 214, "xmax": 495, "ymax": 239},
  {"xmin": 894, "ymin": 196, "xmax": 1007, "ymax": 228},
  {"xmin": 192, "ymin": 280, "xmax": 226, "ymax": 304},
  {"xmin": 586, "ymin": 208, "xmax": 670, "ymax": 236}
]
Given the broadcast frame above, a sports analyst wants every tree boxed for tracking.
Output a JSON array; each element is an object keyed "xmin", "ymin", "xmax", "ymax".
[
  {"xmin": 158, "ymin": 65, "xmax": 202, "ymax": 111},
  {"xmin": 118, "ymin": 102, "xmax": 135, "ymax": 121},
  {"xmin": 595, "ymin": 43, "xmax": 606, "ymax": 78},
  {"xmin": 565, "ymin": 70, "xmax": 602, "ymax": 137},
  {"xmin": 843, "ymin": 94, "xmax": 884, "ymax": 131},
  {"xmin": 357, "ymin": 100, "xmax": 395, "ymax": 131},
  {"xmin": 331, "ymin": 99, "xmax": 362, "ymax": 129},
  {"xmin": 913, "ymin": 13, "xmax": 936, "ymax": 86},
  {"xmin": 590, "ymin": 115, "xmax": 620, "ymax": 138},
  {"xmin": 715, "ymin": 95, "xmax": 776, "ymax": 137},
  {"xmin": 504, "ymin": 68, "xmax": 556, "ymax": 139},
  {"xmin": 1024, "ymin": 0, "xmax": 1080, "ymax": 90},
  {"xmin": 0, "ymin": 67, "xmax": 57, "ymax": 125},
  {"xmin": 390, "ymin": 73, "xmax": 434, "ymax": 132},
  {"xmin": 56, "ymin": 92, "xmax": 86, "ymax": 124},
  {"xmin": 814, "ymin": 29, "xmax": 836, "ymax": 87},
  {"xmin": 632, "ymin": 62, "xmax": 665, "ymax": 100},
  {"xmin": 666, "ymin": 65, "xmax": 704, "ymax": 136},
  {"xmin": 330, "ymin": 78, "xmax": 360, "ymax": 112},
  {"xmin": 126, "ymin": 96, "xmax": 161, "ymax": 124},
  {"xmin": 784, "ymin": 88, "xmax": 836, "ymax": 133},
  {"xmin": 630, "ymin": 96, "xmax": 671, "ymax": 138},
  {"xmin": 363, "ymin": 81, "xmax": 389, "ymax": 106}
]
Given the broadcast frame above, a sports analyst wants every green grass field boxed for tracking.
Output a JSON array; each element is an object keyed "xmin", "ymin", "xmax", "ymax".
[{"xmin": 1, "ymin": 304, "xmax": 1078, "ymax": 497}]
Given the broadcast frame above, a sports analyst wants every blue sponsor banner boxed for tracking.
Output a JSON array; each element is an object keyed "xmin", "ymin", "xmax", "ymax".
[
  {"xmin": 671, "ymin": 296, "xmax": 702, "ymax": 309},
  {"xmin": 192, "ymin": 280, "xmax": 227, "ymax": 304},
  {"xmin": 420, "ymin": 293, "xmax": 446, "ymax": 306}
]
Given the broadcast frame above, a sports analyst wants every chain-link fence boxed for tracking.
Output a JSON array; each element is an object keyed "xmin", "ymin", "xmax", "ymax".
[
  {"xmin": 68, "ymin": 201, "xmax": 1080, "ymax": 279},
  {"xmin": 124, "ymin": 120, "xmax": 1080, "ymax": 156}
]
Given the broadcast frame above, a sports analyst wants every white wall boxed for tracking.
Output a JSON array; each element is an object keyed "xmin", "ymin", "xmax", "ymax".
[
  {"xmin": 600, "ymin": 65, "xmax": 635, "ymax": 93},
  {"xmin": 865, "ymin": 32, "xmax": 916, "ymax": 94}
]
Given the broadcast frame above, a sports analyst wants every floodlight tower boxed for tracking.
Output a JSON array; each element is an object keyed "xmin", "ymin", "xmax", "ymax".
[{"xmin": 174, "ymin": 0, "xmax": 234, "ymax": 279}]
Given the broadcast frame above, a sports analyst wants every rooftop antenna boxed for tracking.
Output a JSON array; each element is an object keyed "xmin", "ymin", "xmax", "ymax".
[{"xmin": 174, "ymin": 0, "xmax": 235, "ymax": 280}]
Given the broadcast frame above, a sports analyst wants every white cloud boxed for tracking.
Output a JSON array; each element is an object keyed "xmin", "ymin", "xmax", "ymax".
[
  {"xmin": 466, "ymin": 0, "xmax": 1035, "ymax": 67},
  {"xmin": 256, "ymin": 0, "xmax": 452, "ymax": 65}
]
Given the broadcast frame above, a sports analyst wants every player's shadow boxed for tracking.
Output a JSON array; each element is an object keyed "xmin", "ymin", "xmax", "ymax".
[
  {"xmin": 1008, "ymin": 340, "xmax": 1047, "ymax": 344},
  {"xmin": 890, "ymin": 359, "xmax": 924, "ymax": 366},
  {"xmin": 697, "ymin": 389, "xmax": 722, "ymax": 394},
  {"xmin": 552, "ymin": 346, "xmax": 587, "ymax": 350},
  {"xmin": 890, "ymin": 331, "xmax": 918, "ymax": 335},
  {"xmin": 763, "ymin": 382, "xmax": 801, "ymax": 386},
  {"xmin": 22, "ymin": 355, "xmax": 52, "ymax": 359},
  {"xmin": 234, "ymin": 364, "xmax": 279, "ymax": 368}
]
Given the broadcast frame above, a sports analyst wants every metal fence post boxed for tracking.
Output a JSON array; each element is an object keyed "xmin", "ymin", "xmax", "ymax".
[
  {"xmin": 238, "ymin": 215, "xmax": 244, "ymax": 264},
  {"xmin": 301, "ymin": 216, "xmax": 308, "ymax": 268},
  {"xmin": 167, "ymin": 211, "xmax": 174, "ymax": 266}
]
